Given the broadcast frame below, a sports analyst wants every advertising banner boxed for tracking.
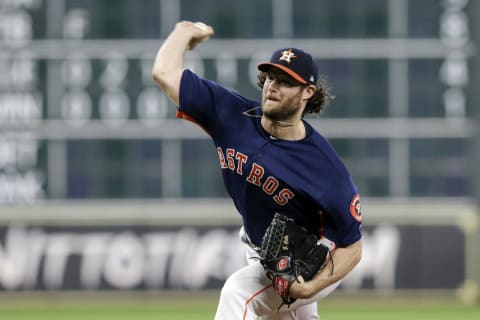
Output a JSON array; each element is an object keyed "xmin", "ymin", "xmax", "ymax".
[{"xmin": 0, "ymin": 223, "xmax": 465, "ymax": 291}]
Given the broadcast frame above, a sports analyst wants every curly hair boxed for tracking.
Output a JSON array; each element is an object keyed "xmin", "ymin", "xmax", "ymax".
[{"xmin": 257, "ymin": 71, "xmax": 334, "ymax": 117}]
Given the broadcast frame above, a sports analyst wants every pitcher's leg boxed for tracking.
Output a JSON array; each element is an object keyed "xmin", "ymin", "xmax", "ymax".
[
  {"xmin": 261, "ymin": 281, "xmax": 341, "ymax": 319},
  {"xmin": 293, "ymin": 302, "xmax": 319, "ymax": 320},
  {"xmin": 260, "ymin": 302, "xmax": 318, "ymax": 320},
  {"xmin": 215, "ymin": 240, "xmax": 341, "ymax": 320},
  {"xmin": 214, "ymin": 263, "xmax": 272, "ymax": 320}
]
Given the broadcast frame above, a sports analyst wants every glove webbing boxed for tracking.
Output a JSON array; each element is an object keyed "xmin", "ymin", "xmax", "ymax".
[{"xmin": 260, "ymin": 215, "xmax": 287, "ymax": 261}]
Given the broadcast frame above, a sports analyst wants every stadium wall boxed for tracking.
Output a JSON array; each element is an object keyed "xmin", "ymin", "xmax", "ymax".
[{"xmin": 0, "ymin": 199, "xmax": 477, "ymax": 303}]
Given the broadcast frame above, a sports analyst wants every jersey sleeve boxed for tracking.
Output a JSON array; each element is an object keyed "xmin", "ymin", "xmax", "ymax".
[
  {"xmin": 178, "ymin": 69, "xmax": 260, "ymax": 141},
  {"xmin": 177, "ymin": 69, "xmax": 219, "ymax": 134},
  {"xmin": 321, "ymin": 175, "xmax": 363, "ymax": 247}
]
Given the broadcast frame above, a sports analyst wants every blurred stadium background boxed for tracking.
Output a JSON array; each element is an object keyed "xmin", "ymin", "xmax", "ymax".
[{"xmin": 0, "ymin": 0, "xmax": 479, "ymax": 319}]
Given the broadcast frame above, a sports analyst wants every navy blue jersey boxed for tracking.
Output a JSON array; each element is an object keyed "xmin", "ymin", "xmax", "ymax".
[{"xmin": 178, "ymin": 70, "xmax": 362, "ymax": 247}]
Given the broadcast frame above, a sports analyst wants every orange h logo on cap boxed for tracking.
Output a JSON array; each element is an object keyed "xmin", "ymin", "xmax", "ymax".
[{"xmin": 279, "ymin": 49, "xmax": 297, "ymax": 64}]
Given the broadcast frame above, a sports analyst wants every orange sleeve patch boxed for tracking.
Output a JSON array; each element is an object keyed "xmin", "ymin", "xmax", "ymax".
[{"xmin": 349, "ymin": 194, "xmax": 363, "ymax": 222}]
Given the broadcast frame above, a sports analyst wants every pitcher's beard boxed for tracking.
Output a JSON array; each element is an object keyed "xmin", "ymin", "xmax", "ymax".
[
  {"xmin": 263, "ymin": 105, "xmax": 295, "ymax": 121},
  {"xmin": 262, "ymin": 96, "xmax": 303, "ymax": 125}
]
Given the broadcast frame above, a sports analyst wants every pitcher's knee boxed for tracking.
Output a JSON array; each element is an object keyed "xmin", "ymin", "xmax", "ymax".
[
  {"xmin": 216, "ymin": 277, "xmax": 254, "ymax": 318},
  {"xmin": 219, "ymin": 276, "xmax": 242, "ymax": 301}
]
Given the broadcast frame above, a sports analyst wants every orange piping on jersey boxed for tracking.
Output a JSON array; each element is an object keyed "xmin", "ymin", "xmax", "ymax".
[
  {"xmin": 176, "ymin": 110, "xmax": 211, "ymax": 136},
  {"xmin": 243, "ymin": 285, "xmax": 272, "ymax": 320}
]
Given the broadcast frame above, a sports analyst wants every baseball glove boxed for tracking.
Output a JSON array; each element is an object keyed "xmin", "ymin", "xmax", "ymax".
[{"xmin": 259, "ymin": 213, "xmax": 334, "ymax": 307}]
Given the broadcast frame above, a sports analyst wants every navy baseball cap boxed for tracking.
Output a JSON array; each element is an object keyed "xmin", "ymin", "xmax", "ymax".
[{"xmin": 258, "ymin": 48, "xmax": 319, "ymax": 85}]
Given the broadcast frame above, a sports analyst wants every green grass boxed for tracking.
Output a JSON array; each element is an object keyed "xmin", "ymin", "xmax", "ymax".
[{"xmin": 0, "ymin": 293, "xmax": 478, "ymax": 320}]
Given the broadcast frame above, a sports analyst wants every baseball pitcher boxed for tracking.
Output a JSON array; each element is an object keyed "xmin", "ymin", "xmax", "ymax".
[{"xmin": 152, "ymin": 21, "xmax": 363, "ymax": 320}]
